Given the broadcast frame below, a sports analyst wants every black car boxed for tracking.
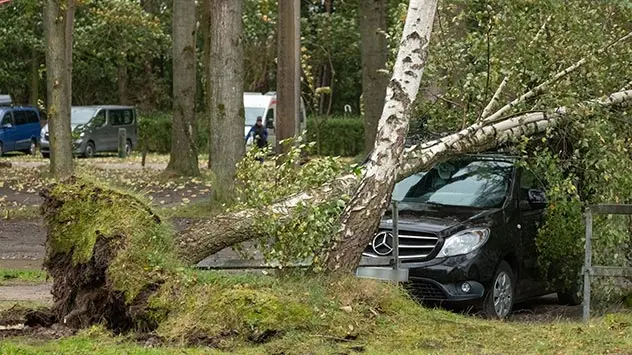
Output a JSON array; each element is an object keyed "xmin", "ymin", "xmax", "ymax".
[{"xmin": 359, "ymin": 154, "xmax": 572, "ymax": 318}]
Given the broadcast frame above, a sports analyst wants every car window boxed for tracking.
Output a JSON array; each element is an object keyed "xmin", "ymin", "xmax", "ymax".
[
  {"xmin": 265, "ymin": 108, "xmax": 274, "ymax": 128},
  {"xmin": 399, "ymin": 159, "xmax": 513, "ymax": 208},
  {"xmin": 519, "ymin": 168, "xmax": 545, "ymax": 200},
  {"xmin": 1, "ymin": 112, "xmax": 13, "ymax": 126},
  {"xmin": 91, "ymin": 110, "xmax": 106, "ymax": 127},
  {"xmin": 109, "ymin": 109, "xmax": 133, "ymax": 126},
  {"xmin": 25, "ymin": 110, "xmax": 39, "ymax": 124},
  {"xmin": 13, "ymin": 110, "xmax": 27, "ymax": 125},
  {"xmin": 245, "ymin": 107, "xmax": 265, "ymax": 126}
]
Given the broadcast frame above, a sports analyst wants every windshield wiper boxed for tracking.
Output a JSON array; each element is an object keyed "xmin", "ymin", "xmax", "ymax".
[{"xmin": 424, "ymin": 201, "xmax": 451, "ymax": 207}]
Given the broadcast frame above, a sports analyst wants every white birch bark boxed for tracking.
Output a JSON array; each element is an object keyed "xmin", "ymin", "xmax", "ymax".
[{"xmin": 323, "ymin": 0, "xmax": 438, "ymax": 272}]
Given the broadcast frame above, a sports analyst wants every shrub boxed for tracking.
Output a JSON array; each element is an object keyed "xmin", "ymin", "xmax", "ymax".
[
  {"xmin": 137, "ymin": 111, "xmax": 209, "ymax": 154},
  {"xmin": 306, "ymin": 115, "xmax": 364, "ymax": 156}
]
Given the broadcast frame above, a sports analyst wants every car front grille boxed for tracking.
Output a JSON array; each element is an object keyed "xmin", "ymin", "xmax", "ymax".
[
  {"xmin": 405, "ymin": 279, "xmax": 447, "ymax": 300},
  {"xmin": 362, "ymin": 231, "xmax": 440, "ymax": 263}
]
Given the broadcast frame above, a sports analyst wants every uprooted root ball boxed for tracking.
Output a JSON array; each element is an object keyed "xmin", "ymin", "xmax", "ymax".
[{"xmin": 40, "ymin": 177, "xmax": 179, "ymax": 332}]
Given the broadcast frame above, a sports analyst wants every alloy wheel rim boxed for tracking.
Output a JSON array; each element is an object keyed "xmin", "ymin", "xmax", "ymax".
[{"xmin": 493, "ymin": 271, "xmax": 512, "ymax": 318}]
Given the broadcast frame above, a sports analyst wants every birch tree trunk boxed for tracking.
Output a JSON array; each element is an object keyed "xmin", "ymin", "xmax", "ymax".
[
  {"xmin": 360, "ymin": 0, "xmax": 389, "ymax": 155},
  {"xmin": 174, "ymin": 89, "xmax": 632, "ymax": 266},
  {"xmin": 209, "ymin": 0, "xmax": 245, "ymax": 198},
  {"xmin": 167, "ymin": 0, "xmax": 200, "ymax": 176},
  {"xmin": 323, "ymin": 0, "xmax": 437, "ymax": 272},
  {"xmin": 44, "ymin": 0, "xmax": 74, "ymax": 177}
]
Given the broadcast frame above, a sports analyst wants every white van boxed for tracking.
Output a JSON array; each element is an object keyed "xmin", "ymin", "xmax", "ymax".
[{"xmin": 244, "ymin": 92, "xmax": 307, "ymax": 148}]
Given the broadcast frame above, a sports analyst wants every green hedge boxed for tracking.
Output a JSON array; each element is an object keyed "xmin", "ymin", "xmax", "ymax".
[
  {"xmin": 137, "ymin": 112, "xmax": 208, "ymax": 154},
  {"xmin": 306, "ymin": 116, "xmax": 364, "ymax": 156}
]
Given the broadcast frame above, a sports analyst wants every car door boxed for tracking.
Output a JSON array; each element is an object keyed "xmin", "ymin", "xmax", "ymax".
[
  {"xmin": 516, "ymin": 168, "xmax": 548, "ymax": 297},
  {"xmin": 12, "ymin": 109, "xmax": 29, "ymax": 150},
  {"xmin": 0, "ymin": 110, "xmax": 16, "ymax": 152}
]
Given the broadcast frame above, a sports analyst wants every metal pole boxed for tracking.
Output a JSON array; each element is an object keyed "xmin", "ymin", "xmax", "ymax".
[
  {"xmin": 583, "ymin": 208, "xmax": 593, "ymax": 322},
  {"xmin": 392, "ymin": 201, "xmax": 399, "ymax": 270}
]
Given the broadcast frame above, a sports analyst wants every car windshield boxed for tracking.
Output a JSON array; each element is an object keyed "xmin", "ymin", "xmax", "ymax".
[
  {"xmin": 394, "ymin": 158, "xmax": 513, "ymax": 208},
  {"xmin": 71, "ymin": 107, "xmax": 98, "ymax": 124},
  {"xmin": 245, "ymin": 107, "xmax": 265, "ymax": 126}
]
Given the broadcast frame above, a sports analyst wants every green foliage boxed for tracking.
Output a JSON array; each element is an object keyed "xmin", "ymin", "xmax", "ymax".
[
  {"xmin": 233, "ymin": 138, "xmax": 352, "ymax": 267},
  {"xmin": 518, "ymin": 106, "xmax": 632, "ymax": 302},
  {"xmin": 137, "ymin": 112, "xmax": 208, "ymax": 154},
  {"xmin": 44, "ymin": 178, "xmax": 180, "ymax": 302},
  {"xmin": 0, "ymin": 269, "xmax": 47, "ymax": 285},
  {"xmin": 306, "ymin": 116, "xmax": 364, "ymax": 156}
]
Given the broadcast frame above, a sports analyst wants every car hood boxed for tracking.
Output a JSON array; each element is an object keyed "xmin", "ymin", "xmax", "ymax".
[
  {"xmin": 381, "ymin": 202, "xmax": 502, "ymax": 236},
  {"xmin": 41, "ymin": 123, "xmax": 82, "ymax": 134}
]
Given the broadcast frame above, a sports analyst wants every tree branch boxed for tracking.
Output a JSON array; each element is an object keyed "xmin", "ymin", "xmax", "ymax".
[
  {"xmin": 482, "ymin": 30, "xmax": 632, "ymax": 124},
  {"xmin": 479, "ymin": 15, "xmax": 552, "ymax": 120},
  {"xmin": 400, "ymin": 89, "xmax": 632, "ymax": 178}
]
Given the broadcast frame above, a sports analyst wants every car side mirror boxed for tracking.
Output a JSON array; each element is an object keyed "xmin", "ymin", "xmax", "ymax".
[
  {"xmin": 521, "ymin": 189, "xmax": 547, "ymax": 210},
  {"xmin": 266, "ymin": 117, "xmax": 274, "ymax": 129}
]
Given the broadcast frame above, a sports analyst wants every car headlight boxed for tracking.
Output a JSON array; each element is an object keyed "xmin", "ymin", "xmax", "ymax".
[
  {"xmin": 437, "ymin": 228, "xmax": 490, "ymax": 258},
  {"xmin": 79, "ymin": 132, "xmax": 85, "ymax": 138}
]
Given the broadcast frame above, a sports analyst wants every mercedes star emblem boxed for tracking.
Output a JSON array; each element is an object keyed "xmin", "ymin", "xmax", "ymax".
[{"xmin": 371, "ymin": 232, "xmax": 394, "ymax": 256}]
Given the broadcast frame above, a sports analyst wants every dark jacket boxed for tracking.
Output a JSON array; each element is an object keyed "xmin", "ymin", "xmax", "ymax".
[{"xmin": 246, "ymin": 124, "xmax": 268, "ymax": 148}]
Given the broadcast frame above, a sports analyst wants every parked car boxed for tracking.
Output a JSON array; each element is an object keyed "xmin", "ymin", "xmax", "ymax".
[
  {"xmin": 0, "ymin": 106, "xmax": 42, "ymax": 156},
  {"xmin": 244, "ymin": 92, "xmax": 307, "ymax": 148},
  {"xmin": 40, "ymin": 105, "xmax": 137, "ymax": 158},
  {"xmin": 358, "ymin": 154, "xmax": 576, "ymax": 319}
]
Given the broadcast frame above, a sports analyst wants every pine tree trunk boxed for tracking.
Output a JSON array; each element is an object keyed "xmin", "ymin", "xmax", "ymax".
[
  {"xmin": 167, "ymin": 0, "xmax": 200, "ymax": 176},
  {"xmin": 360, "ymin": 0, "xmax": 389, "ymax": 155},
  {"xmin": 324, "ymin": 0, "xmax": 438, "ymax": 273},
  {"xmin": 209, "ymin": 0, "xmax": 245, "ymax": 197},
  {"xmin": 44, "ymin": 0, "xmax": 74, "ymax": 177}
]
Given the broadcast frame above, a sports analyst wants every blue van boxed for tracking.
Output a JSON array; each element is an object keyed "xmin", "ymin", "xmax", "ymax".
[{"xmin": 0, "ymin": 106, "xmax": 41, "ymax": 157}]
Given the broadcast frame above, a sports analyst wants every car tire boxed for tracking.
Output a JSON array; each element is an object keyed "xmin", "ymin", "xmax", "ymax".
[
  {"xmin": 28, "ymin": 140, "xmax": 37, "ymax": 156},
  {"xmin": 483, "ymin": 261, "xmax": 515, "ymax": 319},
  {"xmin": 41, "ymin": 152, "xmax": 50, "ymax": 159},
  {"xmin": 84, "ymin": 141, "xmax": 95, "ymax": 158},
  {"xmin": 0, "ymin": 142, "xmax": 3, "ymax": 157},
  {"xmin": 125, "ymin": 139, "xmax": 132, "ymax": 156}
]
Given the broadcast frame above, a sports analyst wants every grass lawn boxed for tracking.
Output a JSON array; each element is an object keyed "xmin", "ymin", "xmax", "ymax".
[
  {"xmin": 0, "ymin": 269, "xmax": 47, "ymax": 286},
  {"xmin": 1, "ymin": 272, "xmax": 631, "ymax": 355}
]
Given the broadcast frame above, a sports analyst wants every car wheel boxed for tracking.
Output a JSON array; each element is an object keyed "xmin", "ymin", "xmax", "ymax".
[
  {"xmin": 84, "ymin": 141, "xmax": 95, "ymax": 158},
  {"xmin": 41, "ymin": 152, "xmax": 50, "ymax": 159},
  {"xmin": 0, "ymin": 142, "xmax": 3, "ymax": 157},
  {"xmin": 28, "ymin": 140, "xmax": 37, "ymax": 156},
  {"xmin": 483, "ymin": 261, "xmax": 514, "ymax": 319},
  {"xmin": 125, "ymin": 140, "xmax": 132, "ymax": 156}
]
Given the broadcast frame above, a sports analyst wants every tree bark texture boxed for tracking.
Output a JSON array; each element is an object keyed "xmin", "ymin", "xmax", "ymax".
[
  {"xmin": 175, "ymin": 89, "xmax": 632, "ymax": 266},
  {"xmin": 276, "ymin": 0, "xmax": 300, "ymax": 153},
  {"xmin": 167, "ymin": 0, "xmax": 200, "ymax": 176},
  {"xmin": 324, "ymin": 0, "xmax": 438, "ymax": 272},
  {"xmin": 360, "ymin": 0, "xmax": 389, "ymax": 155},
  {"xmin": 44, "ymin": 0, "xmax": 74, "ymax": 177},
  {"xmin": 209, "ymin": 0, "xmax": 245, "ymax": 197}
]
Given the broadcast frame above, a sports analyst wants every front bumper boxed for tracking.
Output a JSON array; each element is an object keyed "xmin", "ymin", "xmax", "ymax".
[
  {"xmin": 39, "ymin": 139, "xmax": 85, "ymax": 154},
  {"xmin": 404, "ymin": 250, "xmax": 496, "ymax": 302}
]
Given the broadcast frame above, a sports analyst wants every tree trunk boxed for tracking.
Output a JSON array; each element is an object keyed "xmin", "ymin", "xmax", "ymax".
[
  {"xmin": 29, "ymin": 46, "xmax": 39, "ymax": 107},
  {"xmin": 44, "ymin": 0, "xmax": 75, "ymax": 178},
  {"xmin": 175, "ymin": 89, "xmax": 632, "ymax": 266},
  {"xmin": 175, "ymin": 174, "xmax": 359, "ymax": 264},
  {"xmin": 201, "ymin": 0, "xmax": 212, "ymax": 165},
  {"xmin": 360, "ymin": 0, "xmax": 389, "ymax": 155},
  {"xmin": 167, "ymin": 0, "xmax": 200, "ymax": 176},
  {"xmin": 324, "ymin": 0, "xmax": 438, "ymax": 273},
  {"xmin": 117, "ymin": 62, "xmax": 129, "ymax": 105},
  {"xmin": 276, "ymin": 0, "xmax": 300, "ymax": 153},
  {"xmin": 209, "ymin": 0, "xmax": 245, "ymax": 197}
]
